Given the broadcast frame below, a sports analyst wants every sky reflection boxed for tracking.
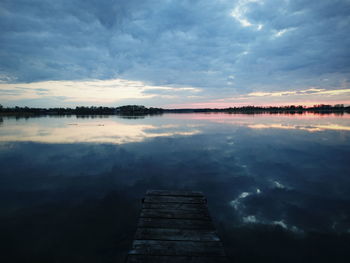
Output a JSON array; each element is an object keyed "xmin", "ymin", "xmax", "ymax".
[
  {"xmin": 0, "ymin": 116, "xmax": 200, "ymax": 144},
  {"xmin": 1, "ymin": 113, "xmax": 349, "ymax": 144},
  {"xmin": 1, "ymin": 113, "xmax": 350, "ymax": 262}
]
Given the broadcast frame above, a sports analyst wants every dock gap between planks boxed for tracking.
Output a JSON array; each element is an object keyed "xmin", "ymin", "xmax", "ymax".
[{"xmin": 126, "ymin": 190, "xmax": 228, "ymax": 263}]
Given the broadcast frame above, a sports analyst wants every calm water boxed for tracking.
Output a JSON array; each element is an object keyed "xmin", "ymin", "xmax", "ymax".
[{"xmin": 1, "ymin": 113, "xmax": 350, "ymax": 262}]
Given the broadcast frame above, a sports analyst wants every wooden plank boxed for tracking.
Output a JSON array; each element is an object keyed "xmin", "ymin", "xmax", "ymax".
[
  {"xmin": 140, "ymin": 209, "xmax": 210, "ymax": 220},
  {"xmin": 135, "ymin": 228, "xmax": 220, "ymax": 242},
  {"xmin": 142, "ymin": 203, "xmax": 207, "ymax": 211},
  {"xmin": 144, "ymin": 195, "xmax": 206, "ymax": 204},
  {"xmin": 146, "ymin": 190, "xmax": 204, "ymax": 197},
  {"xmin": 127, "ymin": 255, "xmax": 229, "ymax": 263},
  {"xmin": 127, "ymin": 190, "xmax": 228, "ymax": 262},
  {"xmin": 129, "ymin": 240, "xmax": 225, "ymax": 256},
  {"xmin": 138, "ymin": 218, "xmax": 215, "ymax": 230}
]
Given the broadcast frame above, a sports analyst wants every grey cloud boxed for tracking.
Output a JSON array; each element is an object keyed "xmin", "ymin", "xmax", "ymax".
[
  {"xmin": 0, "ymin": 89, "xmax": 23, "ymax": 95},
  {"xmin": 0, "ymin": 0, "xmax": 349, "ymax": 99}
]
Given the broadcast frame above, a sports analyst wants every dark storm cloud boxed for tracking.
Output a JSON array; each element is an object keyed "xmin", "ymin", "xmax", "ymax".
[{"xmin": 0, "ymin": 0, "xmax": 349, "ymax": 96}]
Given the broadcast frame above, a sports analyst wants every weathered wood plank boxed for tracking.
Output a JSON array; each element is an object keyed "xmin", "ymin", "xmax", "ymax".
[
  {"xmin": 127, "ymin": 190, "xmax": 228, "ymax": 262},
  {"xmin": 144, "ymin": 195, "xmax": 206, "ymax": 204},
  {"xmin": 129, "ymin": 240, "xmax": 225, "ymax": 256},
  {"xmin": 135, "ymin": 228, "xmax": 220, "ymax": 242},
  {"xmin": 127, "ymin": 255, "xmax": 229, "ymax": 263},
  {"xmin": 140, "ymin": 209, "xmax": 210, "ymax": 220},
  {"xmin": 146, "ymin": 190, "xmax": 204, "ymax": 197},
  {"xmin": 138, "ymin": 218, "xmax": 215, "ymax": 230},
  {"xmin": 142, "ymin": 203, "xmax": 207, "ymax": 211}
]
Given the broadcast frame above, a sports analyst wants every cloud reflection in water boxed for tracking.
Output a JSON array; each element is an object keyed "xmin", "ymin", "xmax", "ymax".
[
  {"xmin": 1, "ymin": 113, "xmax": 349, "ymax": 144},
  {"xmin": 1, "ymin": 113, "xmax": 350, "ymax": 262}
]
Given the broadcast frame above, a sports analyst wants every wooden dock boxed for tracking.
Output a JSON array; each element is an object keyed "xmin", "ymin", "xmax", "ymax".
[{"xmin": 126, "ymin": 190, "xmax": 228, "ymax": 263}]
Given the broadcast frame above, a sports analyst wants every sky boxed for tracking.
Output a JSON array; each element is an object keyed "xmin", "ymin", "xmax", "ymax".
[{"xmin": 0, "ymin": 0, "xmax": 350, "ymax": 108}]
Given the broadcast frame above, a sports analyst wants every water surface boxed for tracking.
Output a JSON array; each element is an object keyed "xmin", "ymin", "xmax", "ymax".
[{"xmin": 1, "ymin": 113, "xmax": 350, "ymax": 262}]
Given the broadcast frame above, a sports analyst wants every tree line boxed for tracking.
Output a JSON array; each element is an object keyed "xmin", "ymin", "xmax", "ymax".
[
  {"xmin": 0, "ymin": 105, "xmax": 163, "ymax": 115},
  {"xmin": 164, "ymin": 104, "xmax": 349, "ymax": 114},
  {"xmin": 0, "ymin": 104, "xmax": 349, "ymax": 115}
]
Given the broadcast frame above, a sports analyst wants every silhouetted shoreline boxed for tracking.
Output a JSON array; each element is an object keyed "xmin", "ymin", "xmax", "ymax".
[{"xmin": 0, "ymin": 104, "xmax": 349, "ymax": 116}]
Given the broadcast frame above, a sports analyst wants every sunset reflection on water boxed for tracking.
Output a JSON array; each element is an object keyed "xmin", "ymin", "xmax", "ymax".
[
  {"xmin": 1, "ymin": 113, "xmax": 349, "ymax": 144},
  {"xmin": 1, "ymin": 112, "xmax": 350, "ymax": 262}
]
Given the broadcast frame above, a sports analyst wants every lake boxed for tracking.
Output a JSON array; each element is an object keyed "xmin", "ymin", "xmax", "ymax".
[{"xmin": 1, "ymin": 113, "xmax": 350, "ymax": 262}]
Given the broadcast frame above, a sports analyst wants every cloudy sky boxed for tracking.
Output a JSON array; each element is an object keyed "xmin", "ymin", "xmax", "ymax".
[{"xmin": 0, "ymin": 0, "xmax": 350, "ymax": 108}]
